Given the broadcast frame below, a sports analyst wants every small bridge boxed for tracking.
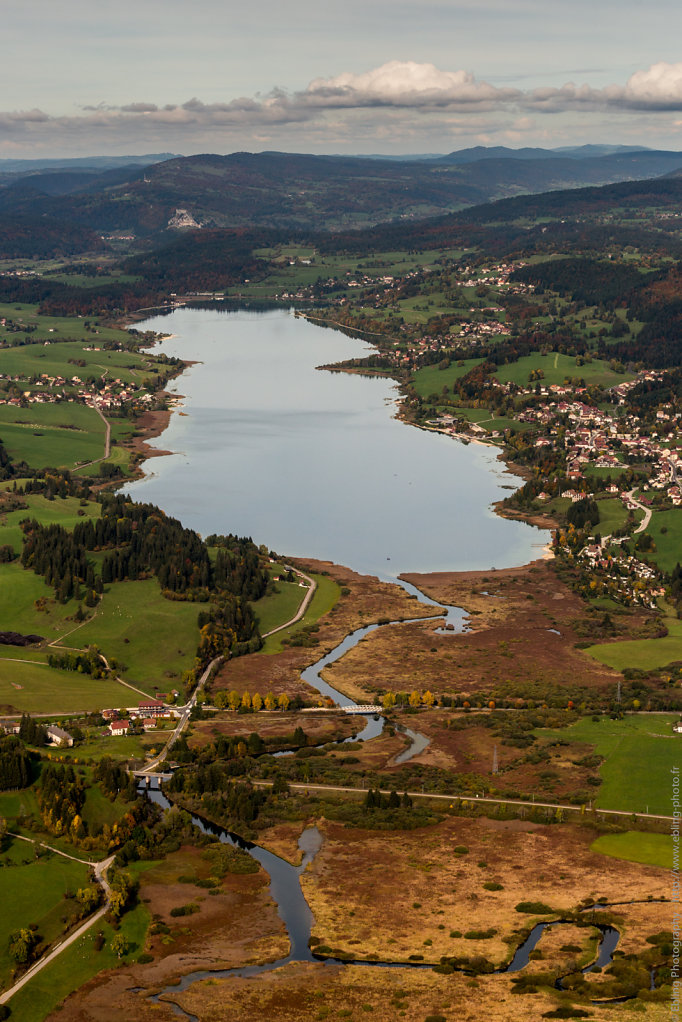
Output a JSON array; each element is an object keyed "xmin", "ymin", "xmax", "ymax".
[
  {"xmin": 342, "ymin": 705, "xmax": 382, "ymax": 715},
  {"xmin": 133, "ymin": 771, "xmax": 173, "ymax": 783}
]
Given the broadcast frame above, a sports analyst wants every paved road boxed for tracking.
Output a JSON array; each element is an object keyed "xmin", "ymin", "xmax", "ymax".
[
  {"xmin": 262, "ymin": 568, "xmax": 317, "ymax": 638},
  {"xmin": 251, "ymin": 779, "xmax": 673, "ymax": 822},
  {"xmin": 140, "ymin": 655, "xmax": 222, "ymax": 774},
  {"xmin": 73, "ymin": 402, "xmax": 111, "ymax": 472},
  {"xmin": 625, "ymin": 488, "xmax": 652, "ymax": 534},
  {"xmin": 0, "ymin": 842, "xmax": 115, "ymax": 1006}
]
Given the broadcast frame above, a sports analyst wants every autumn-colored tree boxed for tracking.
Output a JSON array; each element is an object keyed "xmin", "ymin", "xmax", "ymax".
[
  {"xmin": 214, "ymin": 691, "xmax": 229, "ymax": 709},
  {"xmin": 408, "ymin": 690, "xmax": 421, "ymax": 707},
  {"xmin": 252, "ymin": 692, "xmax": 263, "ymax": 711},
  {"xmin": 278, "ymin": 693, "xmax": 290, "ymax": 711},
  {"xmin": 110, "ymin": 933, "xmax": 130, "ymax": 959},
  {"xmin": 228, "ymin": 690, "xmax": 241, "ymax": 711},
  {"xmin": 382, "ymin": 692, "xmax": 396, "ymax": 710},
  {"xmin": 241, "ymin": 691, "xmax": 252, "ymax": 710},
  {"xmin": 264, "ymin": 692, "xmax": 277, "ymax": 711},
  {"xmin": 8, "ymin": 928, "xmax": 36, "ymax": 963},
  {"xmin": 422, "ymin": 690, "xmax": 435, "ymax": 707}
]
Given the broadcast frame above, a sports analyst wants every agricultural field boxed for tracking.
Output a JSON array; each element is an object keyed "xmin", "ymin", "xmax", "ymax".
[
  {"xmin": 6, "ymin": 902, "xmax": 151, "ymax": 1022},
  {"xmin": 587, "ymin": 615, "xmax": 682, "ymax": 674},
  {"xmin": 591, "ymin": 496, "xmax": 635, "ymax": 536},
  {"xmin": 0, "ymin": 656, "xmax": 135, "ymax": 714},
  {"xmin": 0, "ymin": 838, "xmax": 91, "ymax": 991},
  {"xmin": 643, "ymin": 508, "xmax": 682, "ymax": 574},
  {"xmin": 494, "ymin": 351, "xmax": 634, "ymax": 389},
  {"xmin": 0, "ymin": 402, "xmax": 106, "ymax": 470},
  {"xmin": 60, "ymin": 578, "xmax": 200, "ymax": 691},
  {"xmin": 411, "ymin": 358, "xmax": 485, "ymax": 398},
  {"xmin": 590, "ymin": 831, "xmax": 672, "ymax": 869},
  {"xmin": 0, "ymin": 302, "xmax": 131, "ymax": 347},
  {"xmin": 0, "ymin": 491, "xmax": 101, "ymax": 555},
  {"xmin": 537, "ymin": 713, "xmax": 679, "ymax": 815}
]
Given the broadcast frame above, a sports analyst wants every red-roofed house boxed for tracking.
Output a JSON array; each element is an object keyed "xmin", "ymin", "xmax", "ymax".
[
  {"xmin": 109, "ymin": 720, "xmax": 129, "ymax": 736},
  {"xmin": 138, "ymin": 699, "xmax": 164, "ymax": 717}
]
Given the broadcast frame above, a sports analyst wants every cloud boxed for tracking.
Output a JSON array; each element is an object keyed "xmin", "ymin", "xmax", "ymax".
[
  {"xmin": 302, "ymin": 61, "xmax": 520, "ymax": 110},
  {"xmin": 2, "ymin": 60, "xmax": 682, "ymax": 154}
]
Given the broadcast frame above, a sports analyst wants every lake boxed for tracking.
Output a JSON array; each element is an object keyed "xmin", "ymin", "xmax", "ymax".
[{"xmin": 126, "ymin": 305, "xmax": 548, "ymax": 580}]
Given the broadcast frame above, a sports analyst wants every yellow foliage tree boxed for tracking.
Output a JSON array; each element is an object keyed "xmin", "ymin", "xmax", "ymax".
[
  {"xmin": 241, "ymin": 691, "xmax": 252, "ymax": 709},
  {"xmin": 264, "ymin": 692, "xmax": 277, "ymax": 711},
  {"xmin": 278, "ymin": 693, "xmax": 290, "ymax": 711},
  {"xmin": 422, "ymin": 690, "xmax": 435, "ymax": 707},
  {"xmin": 252, "ymin": 692, "xmax": 263, "ymax": 711},
  {"xmin": 408, "ymin": 690, "xmax": 421, "ymax": 707}
]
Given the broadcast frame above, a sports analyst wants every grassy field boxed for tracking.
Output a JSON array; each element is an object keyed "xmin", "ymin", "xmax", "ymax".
[
  {"xmin": 0, "ymin": 560, "xmax": 78, "ymax": 636},
  {"xmin": 262, "ymin": 573, "xmax": 341, "ymax": 653},
  {"xmin": 587, "ymin": 615, "xmax": 682, "ymax": 672},
  {"xmin": 253, "ymin": 576, "xmax": 309, "ymax": 635},
  {"xmin": 0, "ymin": 302, "xmax": 131, "ymax": 347},
  {"xmin": 590, "ymin": 497, "xmax": 634, "ymax": 536},
  {"xmin": 591, "ymin": 831, "xmax": 673, "ymax": 869},
  {"xmin": 494, "ymin": 352, "xmax": 634, "ymax": 388},
  {"xmin": 411, "ymin": 358, "xmax": 485, "ymax": 398},
  {"xmin": 0, "ymin": 839, "xmax": 91, "ymax": 991},
  {"xmin": 58, "ymin": 728, "xmax": 168, "ymax": 764},
  {"xmin": 6, "ymin": 901, "xmax": 151, "ymax": 1021},
  {"xmin": 0, "ymin": 656, "xmax": 135, "ymax": 714},
  {"xmin": 0, "ymin": 492, "xmax": 101, "ymax": 555},
  {"xmin": 64, "ymin": 578, "xmax": 199, "ymax": 691},
  {"xmin": 643, "ymin": 508, "xmax": 682, "ymax": 574},
  {"xmin": 538, "ymin": 713, "xmax": 678, "ymax": 815},
  {"xmin": 0, "ymin": 402, "xmax": 106, "ymax": 470}
]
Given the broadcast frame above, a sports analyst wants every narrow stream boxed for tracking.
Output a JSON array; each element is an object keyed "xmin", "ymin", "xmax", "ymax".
[
  {"xmin": 142, "ymin": 579, "xmax": 625, "ymax": 1016},
  {"xmin": 143, "ymin": 782, "xmax": 621, "ymax": 1017}
]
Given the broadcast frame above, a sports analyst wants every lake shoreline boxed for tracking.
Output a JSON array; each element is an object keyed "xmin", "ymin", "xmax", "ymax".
[{"xmin": 123, "ymin": 306, "xmax": 551, "ymax": 578}]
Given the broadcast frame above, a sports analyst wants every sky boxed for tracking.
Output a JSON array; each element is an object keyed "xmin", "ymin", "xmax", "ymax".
[{"xmin": 3, "ymin": 0, "xmax": 682, "ymax": 158}]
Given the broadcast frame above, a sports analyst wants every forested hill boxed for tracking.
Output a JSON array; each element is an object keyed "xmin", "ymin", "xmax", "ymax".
[{"xmin": 2, "ymin": 146, "xmax": 682, "ymax": 245}]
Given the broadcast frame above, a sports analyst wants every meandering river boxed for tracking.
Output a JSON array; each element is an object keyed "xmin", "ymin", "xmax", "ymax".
[{"xmin": 126, "ymin": 305, "xmax": 548, "ymax": 579}]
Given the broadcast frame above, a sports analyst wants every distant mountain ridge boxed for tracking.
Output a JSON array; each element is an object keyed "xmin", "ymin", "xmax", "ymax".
[{"xmin": 1, "ymin": 145, "xmax": 682, "ymax": 250}]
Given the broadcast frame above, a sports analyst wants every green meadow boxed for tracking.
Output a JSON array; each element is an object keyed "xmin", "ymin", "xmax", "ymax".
[
  {"xmin": 643, "ymin": 508, "xmax": 682, "ymax": 575},
  {"xmin": 0, "ymin": 656, "xmax": 135, "ymax": 714},
  {"xmin": 0, "ymin": 839, "xmax": 91, "ymax": 991},
  {"xmin": 538, "ymin": 713, "xmax": 678, "ymax": 815},
  {"xmin": 411, "ymin": 358, "xmax": 485, "ymax": 398},
  {"xmin": 262, "ymin": 573, "xmax": 341, "ymax": 653},
  {"xmin": 65, "ymin": 578, "xmax": 200, "ymax": 691},
  {"xmin": 587, "ymin": 616, "xmax": 682, "ymax": 673},
  {"xmin": 591, "ymin": 831, "xmax": 672, "ymax": 869},
  {"xmin": 6, "ymin": 901, "xmax": 151, "ymax": 1021},
  {"xmin": 253, "ymin": 573, "xmax": 309, "ymax": 635},
  {"xmin": 0, "ymin": 402, "xmax": 106, "ymax": 469},
  {"xmin": 494, "ymin": 352, "xmax": 634, "ymax": 388}
]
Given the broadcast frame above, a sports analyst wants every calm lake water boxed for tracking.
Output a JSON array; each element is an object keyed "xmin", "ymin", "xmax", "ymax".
[{"xmin": 126, "ymin": 306, "xmax": 548, "ymax": 580}]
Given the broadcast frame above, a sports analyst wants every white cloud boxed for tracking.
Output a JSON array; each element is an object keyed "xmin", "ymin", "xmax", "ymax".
[
  {"xmin": 2, "ymin": 60, "xmax": 682, "ymax": 155},
  {"xmin": 303, "ymin": 61, "xmax": 519, "ymax": 109}
]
